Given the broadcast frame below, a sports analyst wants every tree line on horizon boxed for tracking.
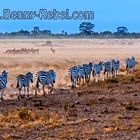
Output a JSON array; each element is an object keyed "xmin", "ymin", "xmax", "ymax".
[{"xmin": 0, "ymin": 22, "xmax": 140, "ymax": 39}]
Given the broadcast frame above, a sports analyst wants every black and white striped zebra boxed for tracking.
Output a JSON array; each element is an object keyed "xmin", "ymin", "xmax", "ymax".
[
  {"xmin": 83, "ymin": 62, "xmax": 93, "ymax": 84},
  {"xmin": 126, "ymin": 57, "xmax": 137, "ymax": 74},
  {"xmin": 93, "ymin": 62, "xmax": 103, "ymax": 81},
  {"xmin": 103, "ymin": 61, "xmax": 112, "ymax": 79},
  {"xmin": 68, "ymin": 66, "xmax": 79, "ymax": 88},
  {"xmin": 0, "ymin": 71, "xmax": 8, "ymax": 101},
  {"xmin": 16, "ymin": 72, "xmax": 33, "ymax": 99},
  {"xmin": 111, "ymin": 59, "xmax": 120, "ymax": 77},
  {"xmin": 35, "ymin": 70, "xmax": 56, "ymax": 96},
  {"xmin": 77, "ymin": 65, "xmax": 85, "ymax": 85}
]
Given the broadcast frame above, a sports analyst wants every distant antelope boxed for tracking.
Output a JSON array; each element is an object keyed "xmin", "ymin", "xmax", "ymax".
[{"xmin": 50, "ymin": 47, "xmax": 55, "ymax": 54}]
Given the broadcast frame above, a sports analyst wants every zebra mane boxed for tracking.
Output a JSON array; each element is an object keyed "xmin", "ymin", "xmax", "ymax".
[
  {"xmin": 26, "ymin": 72, "xmax": 33, "ymax": 76},
  {"xmin": 2, "ymin": 70, "xmax": 8, "ymax": 75}
]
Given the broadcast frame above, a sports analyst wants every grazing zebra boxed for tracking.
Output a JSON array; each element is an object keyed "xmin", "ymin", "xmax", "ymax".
[
  {"xmin": 83, "ymin": 62, "xmax": 93, "ymax": 84},
  {"xmin": 0, "ymin": 71, "xmax": 8, "ymax": 101},
  {"xmin": 16, "ymin": 72, "xmax": 33, "ymax": 99},
  {"xmin": 93, "ymin": 62, "xmax": 103, "ymax": 81},
  {"xmin": 111, "ymin": 59, "xmax": 120, "ymax": 77},
  {"xmin": 104, "ymin": 61, "xmax": 112, "ymax": 79},
  {"xmin": 77, "ymin": 65, "xmax": 85, "ymax": 85},
  {"xmin": 126, "ymin": 57, "xmax": 137, "ymax": 74},
  {"xmin": 35, "ymin": 70, "xmax": 56, "ymax": 96},
  {"xmin": 68, "ymin": 66, "xmax": 79, "ymax": 88}
]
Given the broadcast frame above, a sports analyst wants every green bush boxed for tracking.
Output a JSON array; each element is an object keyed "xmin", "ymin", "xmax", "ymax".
[{"xmin": 18, "ymin": 108, "xmax": 32, "ymax": 120}]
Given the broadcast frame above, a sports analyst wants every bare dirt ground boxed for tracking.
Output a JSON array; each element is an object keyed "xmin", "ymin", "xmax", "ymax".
[{"xmin": 0, "ymin": 39, "xmax": 140, "ymax": 140}]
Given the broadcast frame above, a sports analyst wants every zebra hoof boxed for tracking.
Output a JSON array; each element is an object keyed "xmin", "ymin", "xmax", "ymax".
[
  {"xmin": 20, "ymin": 95, "xmax": 24, "ymax": 98},
  {"xmin": 27, "ymin": 95, "xmax": 32, "ymax": 99}
]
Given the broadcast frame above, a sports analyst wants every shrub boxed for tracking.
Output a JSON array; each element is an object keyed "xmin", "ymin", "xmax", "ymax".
[
  {"xmin": 18, "ymin": 108, "xmax": 32, "ymax": 121},
  {"xmin": 107, "ymin": 78, "xmax": 119, "ymax": 83}
]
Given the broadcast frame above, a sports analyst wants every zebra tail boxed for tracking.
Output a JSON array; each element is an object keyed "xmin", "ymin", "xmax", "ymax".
[
  {"xmin": 36, "ymin": 77, "xmax": 39, "ymax": 89},
  {"xmin": 16, "ymin": 78, "xmax": 19, "ymax": 88}
]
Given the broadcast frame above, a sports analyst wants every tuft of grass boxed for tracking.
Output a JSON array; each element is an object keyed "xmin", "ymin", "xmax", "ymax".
[
  {"xmin": 107, "ymin": 78, "xmax": 119, "ymax": 83},
  {"xmin": 18, "ymin": 108, "xmax": 32, "ymax": 121},
  {"xmin": 129, "ymin": 76, "xmax": 135, "ymax": 82},
  {"xmin": 126, "ymin": 104, "xmax": 138, "ymax": 111}
]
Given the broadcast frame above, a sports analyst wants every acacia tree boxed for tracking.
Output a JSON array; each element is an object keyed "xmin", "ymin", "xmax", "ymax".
[
  {"xmin": 79, "ymin": 22, "xmax": 94, "ymax": 35},
  {"xmin": 117, "ymin": 26, "xmax": 128, "ymax": 34}
]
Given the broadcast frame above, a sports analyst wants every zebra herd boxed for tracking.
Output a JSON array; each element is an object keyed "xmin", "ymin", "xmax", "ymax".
[
  {"xmin": 0, "ymin": 56, "xmax": 137, "ymax": 101},
  {"xmin": 68, "ymin": 57, "xmax": 137, "ymax": 88},
  {"xmin": 0, "ymin": 70, "xmax": 56, "ymax": 101},
  {"xmin": 4, "ymin": 48, "xmax": 39, "ymax": 55}
]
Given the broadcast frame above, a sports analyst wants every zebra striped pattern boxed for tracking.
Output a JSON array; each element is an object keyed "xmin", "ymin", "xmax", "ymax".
[
  {"xmin": 111, "ymin": 59, "xmax": 120, "ymax": 77},
  {"xmin": 35, "ymin": 70, "xmax": 56, "ymax": 96},
  {"xmin": 93, "ymin": 62, "xmax": 103, "ymax": 81},
  {"xmin": 0, "ymin": 71, "xmax": 8, "ymax": 100},
  {"xmin": 77, "ymin": 65, "xmax": 85, "ymax": 85},
  {"xmin": 83, "ymin": 62, "xmax": 93, "ymax": 84},
  {"xmin": 104, "ymin": 61, "xmax": 112, "ymax": 79},
  {"xmin": 126, "ymin": 57, "xmax": 137, "ymax": 74},
  {"xmin": 16, "ymin": 72, "xmax": 33, "ymax": 99},
  {"xmin": 68, "ymin": 66, "xmax": 79, "ymax": 88}
]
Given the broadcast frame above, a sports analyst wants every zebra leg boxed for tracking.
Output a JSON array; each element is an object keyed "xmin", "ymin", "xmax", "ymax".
[
  {"xmin": 35, "ymin": 80, "xmax": 39, "ymax": 97},
  {"xmin": 24, "ymin": 86, "xmax": 26, "ymax": 96},
  {"xmin": 93, "ymin": 74, "xmax": 96, "ymax": 82},
  {"xmin": 26, "ymin": 87, "xmax": 31, "ymax": 99},
  {"xmin": 18, "ymin": 87, "xmax": 22, "ymax": 100},
  {"xmin": 107, "ymin": 72, "xmax": 108, "ymax": 79},
  {"xmin": 35, "ymin": 87, "xmax": 37, "ymax": 97},
  {"xmin": 42, "ymin": 85, "xmax": 46, "ymax": 96},
  {"xmin": 1, "ymin": 88, "xmax": 5, "ymax": 101},
  {"xmin": 79, "ymin": 77, "xmax": 81, "ymax": 85},
  {"xmin": 98, "ymin": 74, "xmax": 100, "ymax": 82},
  {"xmin": 82, "ymin": 77, "xmax": 84, "ymax": 85},
  {"xmin": 50, "ymin": 84, "xmax": 54, "ymax": 94},
  {"xmin": 71, "ymin": 80, "xmax": 74, "ymax": 89}
]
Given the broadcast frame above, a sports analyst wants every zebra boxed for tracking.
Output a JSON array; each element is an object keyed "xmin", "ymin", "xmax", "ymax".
[
  {"xmin": 77, "ymin": 65, "xmax": 85, "ymax": 85},
  {"xmin": 103, "ymin": 61, "xmax": 112, "ymax": 79},
  {"xmin": 16, "ymin": 72, "xmax": 33, "ymax": 99},
  {"xmin": 83, "ymin": 62, "xmax": 93, "ymax": 84},
  {"xmin": 0, "ymin": 71, "xmax": 8, "ymax": 101},
  {"xmin": 111, "ymin": 59, "xmax": 120, "ymax": 77},
  {"xmin": 35, "ymin": 70, "xmax": 56, "ymax": 96},
  {"xmin": 126, "ymin": 57, "xmax": 137, "ymax": 74},
  {"xmin": 93, "ymin": 62, "xmax": 103, "ymax": 82},
  {"xmin": 68, "ymin": 66, "xmax": 79, "ymax": 88}
]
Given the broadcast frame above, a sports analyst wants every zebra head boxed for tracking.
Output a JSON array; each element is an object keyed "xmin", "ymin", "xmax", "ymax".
[
  {"xmin": 26, "ymin": 72, "xmax": 33, "ymax": 83},
  {"xmin": 89, "ymin": 62, "xmax": 93, "ymax": 70},
  {"xmin": 99, "ymin": 61, "xmax": 104, "ymax": 70}
]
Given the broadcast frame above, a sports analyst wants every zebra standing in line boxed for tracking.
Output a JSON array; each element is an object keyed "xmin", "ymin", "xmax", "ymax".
[
  {"xmin": 0, "ymin": 71, "xmax": 8, "ymax": 101},
  {"xmin": 111, "ymin": 59, "xmax": 120, "ymax": 77},
  {"xmin": 92, "ymin": 61, "xmax": 103, "ymax": 82},
  {"xmin": 83, "ymin": 62, "xmax": 93, "ymax": 84},
  {"xmin": 68, "ymin": 66, "xmax": 79, "ymax": 88},
  {"xmin": 16, "ymin": 72, "xmax": 33, "ymax": 99},
  {"xmin": 103, "ymin": 61, "xmax": 112, "ymax": 79},
  {"xmin": 77, "ymin": 65, "xmax": 85, "ymax": 85},
  {"xmin": 126, "ymin": 57, "xmax": 137, "ymax": 75},
  {"xmin": 35, "ymin": 70, "xmax": 56, "ymax": 96}
]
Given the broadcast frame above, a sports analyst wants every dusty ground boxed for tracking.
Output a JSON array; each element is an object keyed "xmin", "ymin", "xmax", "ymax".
[{"xmin": 0, "ymin": 39, "xmax": 140, "ymax": 140}]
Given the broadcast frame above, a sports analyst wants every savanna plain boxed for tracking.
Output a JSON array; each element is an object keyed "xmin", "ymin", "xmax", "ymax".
[{"xmin": 0, "ymin": 39, "xmax": 140, "ymax": 140}]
